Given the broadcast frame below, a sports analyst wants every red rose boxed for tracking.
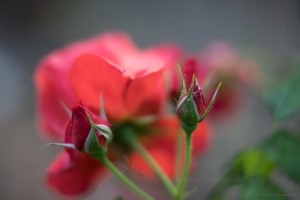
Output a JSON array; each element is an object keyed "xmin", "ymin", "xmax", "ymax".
[
  {"xmin": 34, "ymin": 32, "xmax": 211, "ymax": 196},
  {"xmin": 34, "ymin": 32, "xmax": 181, "ymax": 139}
]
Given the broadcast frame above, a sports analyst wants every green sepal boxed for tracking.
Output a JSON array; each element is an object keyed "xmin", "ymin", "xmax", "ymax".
[
  {"xmin": 40, "ymin": 143, "xmax": 77, "ymax": 150},
  {"xmin": 199, "ymin": 82, "xmax": 222, "ymax": 122},
  {"xmin": 99, "ymin": 93, "xmax": 107, "ymax": 120},
  {"xmin": 84, "ymin": 127, "xmax": 103, "ymax": 154},
  {"xmin": 60, "ymin": 100, "xmax": 71, "ymax": 117},
  {"xmin": 85, "ymin": 112, "xmax": 112, "ymax": 154},
  {"xmin": 94, "ymin": 124, "xmax": 113, "ymax": 148},
  {"xmin": 177, "ymin": 65, "xmax": 187, "ymax": 99}
]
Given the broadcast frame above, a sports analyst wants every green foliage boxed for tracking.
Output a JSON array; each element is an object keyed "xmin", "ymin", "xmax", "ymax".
[
  {"xmin": 239, "ymin": 180, "xmax": 288, "ymax": 200},
  {"xmin": 263, "ymin": 63, "xmax": 300, "ymax": 121},
  {"xmin": 113, "ymin": 195, "xmax": 123, "ymax": 200},
  {"xmin": 240, "ymin": 149, "xmax": 274, "ymax": 177},
  {"xmin": 206, "ymin": 57, "xmax": 300, "ymax": 200},
  {"xmin": 205, "ymin": 149, "xmax": 274, "ymax": 200},
  {"xmin": 205, "ymin": 165, "xmax": 243, "ymax": 200},
  {"xmin": 262, "ymin": 129, "xmax": 300, "ymax": 185}
]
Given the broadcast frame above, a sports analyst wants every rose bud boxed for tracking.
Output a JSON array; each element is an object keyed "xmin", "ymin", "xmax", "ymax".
[
  {"xmin": 42, "ymin": 100, "xmax": 112, "ymax": 158},
  {"xmin": 65, "ymin": 101, "xmax": 112, "ymax": 154},
  {"xmin": 176, "ymin": 75, "xmax": 206, "ymax": 125},
  {"xmin": 176, "ymin": 66, "xmax": 222, "ymax": 127}
]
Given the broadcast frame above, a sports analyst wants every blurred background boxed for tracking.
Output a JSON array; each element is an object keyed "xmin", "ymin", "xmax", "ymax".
[{"xmin": 0, "ymin": 0, "xmax": 299, "ymax": 199}]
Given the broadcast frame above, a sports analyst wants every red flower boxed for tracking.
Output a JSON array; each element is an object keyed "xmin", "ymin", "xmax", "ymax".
[
  {"xmin": 34, "ymin": 32, "xmax": 211, "ymax": 196},
  {"xmin": 200, "ymin": 41, "xmax": 262, "ymax": 114},
  {"xmin": 34, "ymin": 32, "xmax": 181, "ymax": 139}
]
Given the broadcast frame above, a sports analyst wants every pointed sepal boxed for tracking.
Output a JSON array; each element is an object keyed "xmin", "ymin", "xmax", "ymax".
[
  {"xmin": 99, "ymin": 93, "xmax": 107, "ymax": 120},
  {"xmin": 40, "ymin": 143, "xmax": 77, "ymax": 150},
  {"xmin": 60, "ymin": 100, "xmax": 71, "ymax": 117},
  {"xmin": 178, "ymin": 65, "xmax": 187, "ymax": 99},
  {"xmin": 85, "ymin": 112, "xmax": 112, "ymax": 154},
  {"xmin": 198, "ymin": 82, "xmax": 222, "ymax": 122}
]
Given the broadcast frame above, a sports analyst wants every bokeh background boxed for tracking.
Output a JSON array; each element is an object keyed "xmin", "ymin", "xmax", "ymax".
[{"xmin": 0, "ymin": 1, "xmax": 299, "ymax": 199}]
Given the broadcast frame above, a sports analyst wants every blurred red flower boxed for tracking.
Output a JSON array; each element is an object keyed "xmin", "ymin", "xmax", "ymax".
[
  {"xmin": 178, "ymin": 41, "xmax": 261, "ymax": 115},
  {"xmin": 34, "ymin": 32, "xmax": 211, "ymax": 196}
]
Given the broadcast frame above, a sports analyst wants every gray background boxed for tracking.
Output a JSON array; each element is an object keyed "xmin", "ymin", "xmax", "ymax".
[{"xmin": 0, "ymin": 0, "xmax": 299, "ymax": 199}]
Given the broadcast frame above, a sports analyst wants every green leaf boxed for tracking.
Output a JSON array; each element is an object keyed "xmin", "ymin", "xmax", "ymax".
[
  {"xmin": 263, "ymin": 64, "xmax": 300, "ymax": 121},
  {"xmin": 241, "ymin": 149, "xmax": 274, "ymax": 177},
  {"xmin": 113, "ymin": 195, "xmax": 123, "ymax": 200},
  {"xmin": 205, "ymin": 149, "xmax": 274, "ymax": 200},
  {"xmin": 205, "ymin": 153, "xmax": 243, "ymax": 200},
  {"xmin": 239, "ymin": 179, "xmax": 288, "ymax": 200},
  {"xmin": 262, "ymin": 129, "xmax": 300, "ymax": 185}
]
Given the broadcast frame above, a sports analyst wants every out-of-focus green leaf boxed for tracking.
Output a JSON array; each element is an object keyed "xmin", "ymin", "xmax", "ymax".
[
  {"xmin": 263, "ymin": 64, "xmax": 300, "ymax": 121},
  {"xmin": 205, "ymin": 149, "xmax": 275, "ymax": 200},
  {"xmin": 113, "ymin": 195, "xmax": 122, "ymax": 200},
  {"xmin": 239, "ymin": 179, "xmax": 288, "ymax": 200},
  {"xmin": 241, "ymin": 149, "xmax": 274, "ymax": 177},
  {"xmin": 205, "ymin": 153, "xmax": 244, "ymax": 200},
  {"xmin": 262, "ymin": 129, "xmax": 300, "ymax": 185}
]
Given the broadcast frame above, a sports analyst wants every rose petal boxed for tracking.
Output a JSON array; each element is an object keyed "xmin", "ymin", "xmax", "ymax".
[
  {"xmin": 33, "ymin": 32, "xmax": 131, "ymax": 139},
  {"xmin": 93, "ymin": 35, "xmax": 181, "ymax": 79},
  {"xmin": 46, "ymin": 151, "xmax": 107, "ymax": 197},
  {"xmin": 34, "ymin": 60, "xmax": 74, "ymax": 140},
  {"xmin": 69, "ymin": 53, "xmax": 130, "ymax": 122},
  {"xmin": 191, "ymin": 120, "xmax": 211, "ymax": 154},
  {"xmin": 69, "ymin": 54, "xmax": 167, "ymax": 122},
  {"xmin": 125, "ymin": 70, "xmax": 166, "ymax": 118}
]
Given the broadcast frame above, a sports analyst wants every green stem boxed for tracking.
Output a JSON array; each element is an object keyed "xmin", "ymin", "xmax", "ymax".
[
  {"xmin": 99, "ymin": 156, "xmax": 154, "ymax": 200},
  {"xmin": 176, "ymin": 132, "xmax": 192, "ymax": 200},
  {"xmin": 129, "ymin": 137, "xmax": 177, "ymax": 198},
  {"xmin": 175, "ymin": 129, "xmax": 184, "ymax": 184}
]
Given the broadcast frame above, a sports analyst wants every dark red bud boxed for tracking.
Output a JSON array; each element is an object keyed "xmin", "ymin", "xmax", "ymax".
[
  {"xmin": 71, "ymin": 101, "xmax": 91, "ymax": 150},
  {"xmin": 192, "ymin": 81, "xmax": 206, "ymax": 117}
]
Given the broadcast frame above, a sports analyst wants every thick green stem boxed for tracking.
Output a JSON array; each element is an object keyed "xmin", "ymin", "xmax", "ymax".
[
  {"xmin": 176, "ymin": 132, "xmax": 192, "ymax": 200},
  {"xmin": 129, "ymin": 138, "xmax": 177, "ymax": 198},
  {"xmin": 99, "ymin": 156, "xmax": 154, "ymax": 200}
]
